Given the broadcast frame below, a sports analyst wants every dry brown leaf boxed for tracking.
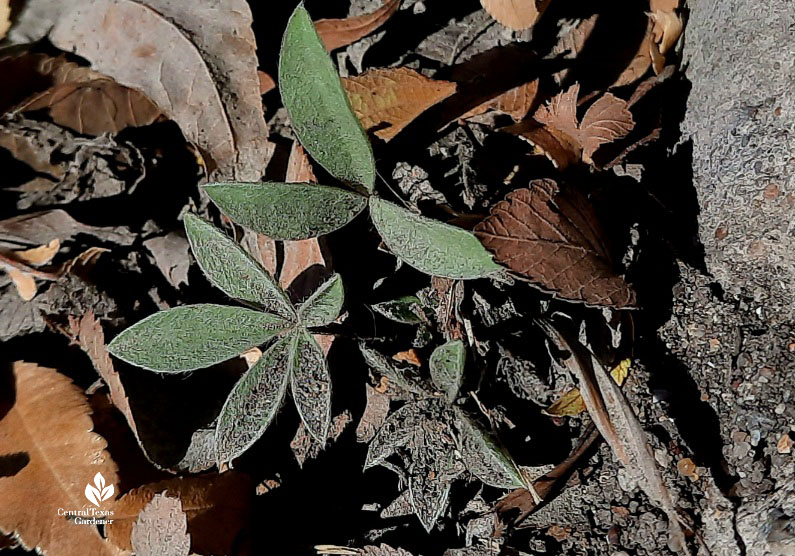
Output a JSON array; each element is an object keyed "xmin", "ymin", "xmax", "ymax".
[
  {"xmin": 287, "ymin": 141, "xmax": 317, "ymax": 184},
  {"xmin": 13, "ymin": 239, "xmax": 59, "ymax": 265},
  {"xmin": 356, "ymin": 384, "xmax": 391, "ymax": 443},
  {"xmin": 7, "ymin": 269, "xmax": 37, "ymax": 301},
  {"xmin": 0, "ymin": 0, "xmax": 9, "ymax": 40},
  {"xmin": 480, "ymin": 0, "xmax": 551, "ymax": 30},
  {"xmin": 462, "ymin": 79, "xmax": 539, "ymax": 122},
  {"xmin": 44, "ymin": 0, "xmax": 271, "ymax": 180},
  {"xmin": 506, "ymin": 121, "xmax": 582, "ymax": 169},
  {"xmin": 550, "ymin": 15, "xmax": 597, "ymax": 85},
  {"xmin": 676, "ymin": 458, "xmax": 698, "ymax": 481},
  {"xmin": 343, "ymin": 67, "xmax": 456, "ymax": 141},
  {"xmin": 130, "ymin": 493, "xmax": 190, "ymax": 556},
  {"xmin": 257, "ymin": 70, "xmax": 276, "ymax": 95},
  {"xmin": 106, "ymin": 473, "xmax": 251, "ymax": 556},
  {"xmin": 475, "ymin": 180, "xmax": 636, "ymax": 308},
  {"xmin": 392, "ymin": 349, "xmax": 422, "ymax": 367},
  {"xmin": 315, "ymin": 0, "xmax": 401, "ymax": 51},
  {"xmin": 0, "ymin": 362, "xmax": 122, "ymax": 556}
]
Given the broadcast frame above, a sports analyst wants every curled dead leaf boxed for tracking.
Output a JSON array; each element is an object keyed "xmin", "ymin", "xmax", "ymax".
[{"xmin": 315, "ymin": 0, "xmax": 401, "ymax": 51}]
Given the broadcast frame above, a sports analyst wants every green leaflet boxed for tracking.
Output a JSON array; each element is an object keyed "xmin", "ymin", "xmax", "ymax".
[
  {"xmin": 369, "ymin": 197, "xmax": 502, "ymax": 280},
  {"xmin": 279, "ymin": 4, "xmax": 375, "ymax": 191},
  {"xmin": 184, "ymin": 214, "xmax": 294, "ymax": 319},
  {"xmin": 359, "ymin": 343, "xmax": 428, "ymax": 395},
  {"xmin": 107, "ymin": 304, "xmax": 291, "ymax": 373},
  {"xmin": 429, "ymin": 340, "xmax": 466, "ymax": 402},
  {"xmin": 297, "ymin": 273, "xmax": 344, "ymax": 327},
  {"xmin": 455, "ymin": 409, "xmax": 526, "ymax": 490},
  {"xmin": 203, "ymin": 182, "xmax": 367, "ymax": 240},
  {"xmin": 215, "ymin": 334, "xmax": 294, "ymax": 464},
  {"xmin": 364, "ymin": 403, "xmax": 421, "ymax": 470},
  {"xmin": 289, "ymin": 329, "xmax": 331, "ymax": 441},
  {"xmin": 371, "ymin": 295, "xmax": 423, "ymax": 324}
]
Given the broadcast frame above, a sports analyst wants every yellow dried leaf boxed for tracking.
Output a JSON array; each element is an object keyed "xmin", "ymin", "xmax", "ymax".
[
  {"xmin": 15, "ymin": 239, "xmax": 60, "ymax": 265},
  {"xmin": 610, "ymin": 358, "xmax": 631, "ymax": 386},
  {"xmin": 0, "ymin": 362, "xmax": 122, "ymax": 556},
  {"xmin": 480, "ymin": 0, "xmax": 551, "ymax": 30},
  {"xmin": 343, "ymin": 67, "xmax": 456, "ymax": 141},
  {"xmin": 545, "ymin": 359, "xmax": 632, "ymax": 417},
  {"xmin": 8, "ymin": 269, "xmax": 37, "ymax": 301}
]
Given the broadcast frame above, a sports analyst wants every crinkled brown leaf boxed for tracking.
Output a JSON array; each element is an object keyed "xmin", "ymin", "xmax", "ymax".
[
  {"xmin": 131, "ymin": 493, "xmax": 190, "ymax": 556},
  {"xmin": 474, "ymin": 180, "xmax": 636, "ymax": 308},
  {"xmin": 480, "ymin": 0, "xmax": 551, "ymax": 30},
  {"xmin": 462, "ymin": 79, "xmax": 539, "ymax": 122},
  {"xmin": 511, "ymin": 83, "xmax": 635, "ymax": 166},
  {"xmin": 106, "ymin": 472, "xmax": 251, "ymax": 556},
  {"xmin": 343, "ymin": 67, "xmax": 456, "ymax": 141},
  {"xmin": 42, "ymin": 0, "xmax": 271, "ymax": 180},
  {"xmin": 0, "ymin": 362, "xmax": 122, "ymax": 556},
  {"xmin": 315, "ymin": 0, "xmax": 401, "ymax": 51}
]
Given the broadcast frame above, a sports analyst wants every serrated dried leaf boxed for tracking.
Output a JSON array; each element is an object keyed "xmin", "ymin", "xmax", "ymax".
[
  {"xmin": 369, "ymin": 197, "xmax": 501, "ymax": 280},
  {"xmin": 480, "ymin": 0, "xmax": 551, "ymax": 30},
  {"xmin": 290, "ymin": 329, "xmax": 332, "ymax": 442},
  {"xmin": 108, "ymin": 304, "xmax": 292, "ymax": 372},
  {"xmin": 131, "ymin": 493, "xmax": 190, "ymax": 556},
  {"xmin": 298, "ymin": 273, "xmax": 344, "ymax": 327},
  {"xmin": 106, "ymin": 472, "xmax": 251, "ymax": 556},
  {"xmin": 429, "ymin": 340, "xmax": 465, "ymax": 401},
  {"xmin": 343, "ymin": 68, "xmax": 456, "ymax": 141},
  {"xmin": 474, "ymin": 180, "xmax": 636, "ymax": 308},
  {"xmin": 456, "ymin": 411, "xmax": 525, "ymax": 489},
  {"xmin": 184, "ymin": 214, "xmax": 294, "ymax": 319},
  {"xmin": 214, "ymin": 335, "xmax": 293, "ymax": 464},
  {"xmin": 0, "ymin": 362, "xmax": 122, "ymax": 556},
  {"xmin": 315, "ymin": 0, "xmax": 401, "ymax": 51},
  {"xmin": 356, "ymin": 384, "xmax": 391, "ymax": 443},
  {"xmin": 204, "ymin": 182, "xmax": 367, "ymax": 241},
  {"xmin": 280, "ymin": 4, "xmax": 375, "ymax": 190},
  {"xmin": 365, "ymin": 404, "xmax": 421, "ymax": 469},
  {"xmin": 43, "ymin": 0, "xmax": 271, "ymax": 180}
]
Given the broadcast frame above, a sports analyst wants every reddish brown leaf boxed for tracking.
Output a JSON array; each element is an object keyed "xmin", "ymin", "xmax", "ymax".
[
  {"xmin": 474, "ymin": 180, "xmax": 636, "ymax": 308},
  {"xmin": 462, "ymin": 79, "xmax": 540, "ymax": 122},
  {"xmin": 343, "ymin": 67, "xmax": 456, "ymax": 141},
  {"xmin": 480, "ymin": 0, "xmax": 551, "ymax": 30},
  {"xmin": 105, "ymin": 473, "xmax": 251, "ymax": 556},
  {"xmin": 257, "ymin": 70, "xmax": 276, "ymax": 95},
  {"xmin": 503, "ymin": 120, "xmax": 582, "ymax": 169},
  {"xmin": 0, "ymin": 362, "xmax": 122, "ymax": 556},
  {"xmin": 315, "ymin": 0, "xmax": 401, "ymax": 51},
  {"xmin": 356, "ymin": 384, "xmax": 391, "ymax": 443}
]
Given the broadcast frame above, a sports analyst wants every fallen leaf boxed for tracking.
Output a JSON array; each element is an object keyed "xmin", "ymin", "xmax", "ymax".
[
  {"xmin": 144, "ymin": 232, "xmax": 191, "ymax": 289},
  {"xmin": 0, "ymin": 362, "xmax": 122, "ymax": 556},
  {"xmin": 42, "ymin": 0, "xmax": 271, "ymax": 180},
  {"xmin": 777, "ymin": 434, "xmax": 793, "ymax": 455},
  {"xmin": 356, "ymin": 384, "xmax": 391, "ymax": 443},
  {"xmin": 393, "ymin": 349, "xmax": 422, "ymax": 367},
  {"xmin": 0, "ymin": 209, "xmax": 134, "ymax": 249},
  {"xmin": 257, "ymin": 70, "xmax": 276, "ymax": 95},
  {"xmin": 480, "ymin": 0, "xmax": 551, "ymax": 30},
  {"xmin": 0, "ymin": 0, "xmax": 9, "ymax": 39},
  {"xmin": 315, "ymin": 0, "xmax": 401, "ymax": 51},
  {"xmin": 343, "ymin": 67, "xmax": 456, "ymax": 141},
  {"xmin": 549, "ymin": 15, "xmax": 598, "ymax": 85},
  {"xmin": 474, "ymin": 180, "xmax": 636, "ymax": 308},
  {"xmin": 462, "ymin": 79, "xmax": 539, "ymax": 122},
  {"xmin": 7, "ymin": 269, "xmax": 37, "ymax": 301},
  {"xmin": 676, "ymin": 458, "xmax": 698, "ymax": 481},
  {"xmin": 131, "ymin": 493, "xmax": 191, "ymax": 556},
  {"xmin": 13, "ymin": 238, "xmax": 60, "ymax": 265},
  {"xmin": 106, "ymin": 473, "xmax": 251, "ymax": 555},
  {"xmin": 509, "ymin": 84, "xmax": 635, "ymax": 166},
  {"xmin": 291, "ymin": 411, "xmax": 352, "ymax": 468},
  {"xmin": 649, "ymin": 0, "xmax": 683, "ymax": 72}
]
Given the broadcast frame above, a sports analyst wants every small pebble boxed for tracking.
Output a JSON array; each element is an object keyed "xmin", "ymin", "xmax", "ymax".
[{"xmin": 775, "ymin": 403, "xmax": 786, "ymax": 415}]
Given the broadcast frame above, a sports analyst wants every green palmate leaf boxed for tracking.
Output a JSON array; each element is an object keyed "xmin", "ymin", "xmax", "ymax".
[
  {"xmin": 429, "ymin": 340, "xmax": 466, "ymax": 401},
  {"xmin": 203, "ymin": 182, "xmax": 367, "ymax": 240},
  {"xmin": 215, "ymin": 335, "xmax": 294, "ymax": 463},
  {"xmin": 279, "ymin": 4, "xmax": 375, "ymax": 191},
  {"xmin": 364, "ymin": 403, "xmax": 421, "ymax": 470},
  {"xmin": 297, "ymin": 273, "xmax": 344, "ymax": 327},
  {"xmin": 289, "ymin": 329, "xmax": 331, "ymax": 441},
  {"xmin": 369, "ymin": 197, "xmax": 502, "ymax": 280},
  {"xmin": 184, "ymin": 214, "xmax": 294, "ymax": 319},
  {"xmin": 371, "ymin": 296, "xmax": 424, "ymax": 324},
  {"xmin": 455, "ymin": 409, "xmax": 526, "ymax": 490},
  {"xmin": 108, "ymin": 305, "xmax": 291, "ymax": 373}
]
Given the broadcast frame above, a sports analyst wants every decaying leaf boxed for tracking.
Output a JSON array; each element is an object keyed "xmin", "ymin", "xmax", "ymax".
[
  {"xmin": 474, "ymin": 180, "xmax": 636, "ymax": 308},
  {"xmin": 545, "ymin": 359, "xmax": 631, "ymax": 417},
  {"xmin": 0, "ymin": 0, "xmax": 10, "ymax": 40},
  {"xmin": 106, "ymin": 472, "xmax": 251, "ymax": 555},
  {"xmin": 649, "ymin": 0, "xmax": 683, "ymax": 70},
  {"xmin": 550, "ymin": 15, "xmax": 597, "ymax": 85},
  {"xmin": 462, "ymin": 79, "xmax": 539, "ymax": 122},
  {"xmin": 130, "ymin": 493, "xmax": 191, "ymax": 556},
  {"xmin": 315, "ymin": 0, "xmax": 401, "ymax": 51},
  {"xmin": 0, "ymin": 209, "xmax": 134, "ymax": 248},
  {"xmin": 40, "ymin": 0, "xmax": 271, "ymax": 180},
  {"xmin": 480, "ymin": 0, "xmax": 551, "ymax": 30},
  {"xmin": 506, "ymin": 84, "xmax": 635, "ymax": 167},
  {"xmin": 343, "ymin": 68, "xmax": 456, "ymax": 141},
  {"xmin": 0, "ymin": 362, "xmax": 122, "ymax": 556}
]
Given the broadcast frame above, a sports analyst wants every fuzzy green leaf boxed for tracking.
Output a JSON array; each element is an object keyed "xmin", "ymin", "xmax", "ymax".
[
  {"xmin": 215, "ymin": 335, "xmax": 294, "ymax": 463},
  {"xmin": 364, "ymin": 403, "xmax": 421, "ymax": 470},
  {"xmin": 297, "ymin": 273, "xmax": 344, "ymax": 327},
  {"xmin": 429, "ymin": 340, "xmax": 466, "ymax": 401},
  {"xmin": 203, "ymin": 182, "xmax": 367, "ymax": 240},
  {"xmin": 359, "ymin": 343, "xmax": 428, "ymax": 395},
  {"xmin": 279, "ymin": 4, "xmax": 375, "ymax": 190},
  {"xmin": 369, "ymin": 197, "xmax": 502, "ymax": 279},
  {"xmin": 455, "ymin": 409, "xmax": 526, "ymax": 490},
  {"xmin": 371, "ymin": 295, "xmax": 423, "ymax": 324},
  {"xmin": 184, "ymin": 214, "xmax": 294, "ymax": 318},
  {"xmin": 289, "ymin": 329, "xmax": 331, "ymax": 441},
  {"xmin": 108, "ymin": 305, "xmax": 291, "ymax": 373}
]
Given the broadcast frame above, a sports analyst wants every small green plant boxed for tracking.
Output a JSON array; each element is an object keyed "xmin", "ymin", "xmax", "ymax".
[
  {"xmin": 202, "ymin": 4, "xmax": 501, "ymax": 281},
  {"xmin": 360, "ymin": 341, "xmax": 527, "ymax": 532},
  {"xmin": 108, "ymin": 214, "xmax": 343, "ymax": 464}
]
